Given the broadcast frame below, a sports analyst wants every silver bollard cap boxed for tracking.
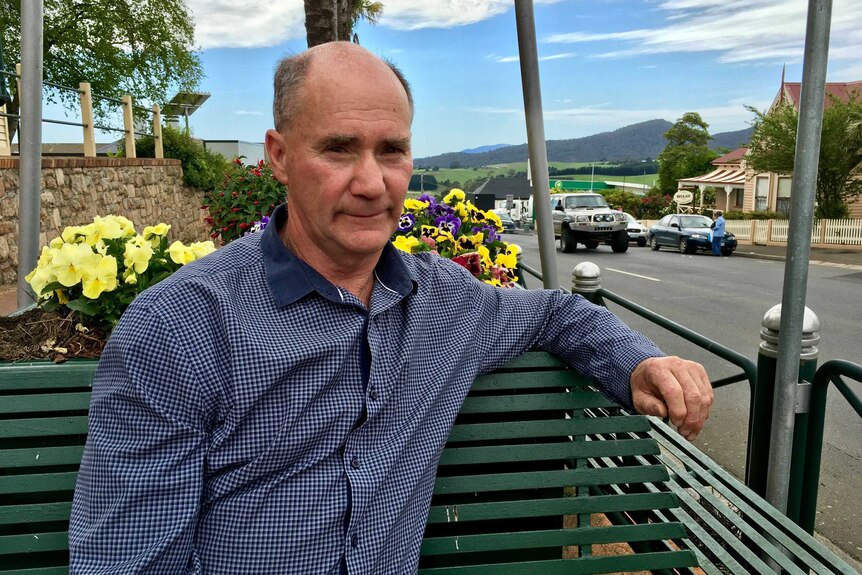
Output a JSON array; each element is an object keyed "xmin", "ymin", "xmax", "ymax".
[
  {"xmin": 759, "ymin": 303, "xmax": 821, "ymax": 359},
  {"xmin": 572, "ymin": 262, "xmax": 601, "ymax": 293}
]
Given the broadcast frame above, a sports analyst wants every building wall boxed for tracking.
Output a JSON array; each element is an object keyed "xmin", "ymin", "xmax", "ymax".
[{"xmin": 0, "ymin": 157, "xmax": 209, "ymax": 285}]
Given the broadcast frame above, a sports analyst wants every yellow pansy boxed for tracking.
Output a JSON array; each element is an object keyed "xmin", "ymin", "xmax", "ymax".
[
  {"xmin": 167, "ymin": 241, "xmax": 195, "ymax": 265},
  {"xmin": 143, "ymin": 223, "xmax": 172, "ymax": 247},
  {"xmin": 443, "ymin": 189, "xmax": 465, "ymax": 206},
  {"xmin": 453, "ymin": 202, "xmax": 469, "ymax": 219},
  {"xmin": 404, "ymin": 199, "xmax": 429, "ymax": 212},
  {"xmin": 81, "ymin": 254, "xmax": 118, "ymax": 299},
  {"xmin": 484, "ymin": 278, "xmax": 503, "ymax": 287},
  {"xmin": 456, "ymin": 232, "xmax": 484, "ymax": 252},
  {"xmin": 189, "ymin": 241, "xmax": 216, "ymax": 260},
  {"xmin": 25, "ymin": 266, "xmax": 56, "ymax": 298},
  {"xmin": 123, "ymin": 267, "xmax": 138, "ymax": 285},
  {"xmin": 393, "ymin": 235, "xmax": 421, "ymax": 253},
  {"xmin": 496, "ymin": 251, "xmax": 518, "ymax": 270},
  {"xmin": 93, "ymin": 215, "xmax": 125, "ymax": 241},
  {"xmin": 105, "ymin": 215, "xmax": 137, "ymax": 238},
  {"xmin": 477, "ymin": 245, "xmax": 492, "ymax": 267},
  {"xmin": 49, "ymin": 237, "xmax": 64, "ymax": 249},
  {"xmin": 61, "ymin": 225, "xmax": 85, "ymax": 244},
  {"xmin": 55, "ymin": 289, "xmax": 69, "ymax": 304},
  {"xmin": 50, "ymin": 242, "xmax": 98, "ymax": 287},
  {"xmin": 124, "ymin": 237, "xmax": 154, "ymax": 274},
  {"xmin": 484, "ymin": 210, "xmax": 503, "ymax": 231}
]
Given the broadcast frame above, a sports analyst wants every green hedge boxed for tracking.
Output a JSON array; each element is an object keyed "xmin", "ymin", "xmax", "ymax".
[{"xmin": 123, "ymin": 127, "xmax": 229, "ymax": 191}]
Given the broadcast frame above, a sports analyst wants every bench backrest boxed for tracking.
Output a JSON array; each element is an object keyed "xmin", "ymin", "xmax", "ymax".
[{"xmin": 0, "ymin": 353, "xmax": 697, "ymax": 574}]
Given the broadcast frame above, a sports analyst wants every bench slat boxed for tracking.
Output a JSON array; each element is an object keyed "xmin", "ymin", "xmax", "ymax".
[
  {"xmin": 0, "ymin": 446, "xmax": 86, "ymax": 469},
  {"xmin": 0, "ymin": 416, "xmax": 88, "ymax": 439},
  {"xmin": 0, "ymin": 472, "xmax": 78, "ymax": 495},
  {"xmin": 0, "ymin": 361, "xmax": 97, "ymax": 391},
  {"xmin": 496, "ymin": 352, "xmax": 567, "ymax": 370},
  {"xmin": 420, "ymin": 523, "xmax": 688, "ymax": 555},
  {"xmin": 426, "ymin": 492, "xmax": 679, "ymax": 524},
  {"xmin": 0, "ymin": 392, "xmax": 91, "ymax": 414},
  {"xmin": 471, "ymin": 371, "xmax": 590, "ymax": 391},
  {"xmin": 418, "ymin": 551, "xmax": 699, "ymax": 574},
  {"xmin": 447, "ymin": 416, "xmax": 651, "ymax": 442},
  {"xmin": 0, "ymin": 568, "xmax": 70, "ymax": 575},
  {"xmin": 0, "ymin": 532, "xmax": 68, "ymax": 554},
  {"xmin": 437, "ymin": 438, "xmax": 659, "ymax": 466},
  {"xmin": 433, "ymin": 465, "xmax": 669, "ymax": 495},
  {"xmin": 0, "ymin": 502, "xmax": 72, "ymax": 526},
  {"xmin": 459, "ymin": 391, "xmax": 616, "ymax": 413}
]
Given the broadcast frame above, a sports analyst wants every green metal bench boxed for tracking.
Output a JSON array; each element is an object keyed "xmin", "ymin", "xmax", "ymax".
[{"xmin": 1, "ymin": 354, "xmax": 858, "ymax": 574}]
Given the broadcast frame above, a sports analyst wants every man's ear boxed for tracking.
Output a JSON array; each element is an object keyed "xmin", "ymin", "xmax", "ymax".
[{"xmin": 265, "ymin": 129, "xmax": 290, "ymax": 186}]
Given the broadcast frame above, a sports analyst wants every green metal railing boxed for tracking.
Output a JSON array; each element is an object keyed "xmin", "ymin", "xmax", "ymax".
[{"xmin": 797, "ymin": 360, "xmax": 862, "ymax": 534}]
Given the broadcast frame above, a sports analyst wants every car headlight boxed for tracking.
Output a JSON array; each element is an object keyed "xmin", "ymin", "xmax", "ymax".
[
  {"xmin": 576, "ymin": 215, "xmax": 590, "ymax": 222},
  {"xmin": 614, "ymin": 213, "xmax": 626, "ymax": 221},
  {"xmin": 691, "ymin": 234, "xmax": 706, "ymax": 239}
]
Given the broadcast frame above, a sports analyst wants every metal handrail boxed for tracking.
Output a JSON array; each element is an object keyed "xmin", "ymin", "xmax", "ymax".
[
  {"xmin": 798, "ymin": 360, "xmax": 862, "ymax": 534},
  {"xmin": 515, "ymin": 261, "xmax": 758, "ymax": 393}
]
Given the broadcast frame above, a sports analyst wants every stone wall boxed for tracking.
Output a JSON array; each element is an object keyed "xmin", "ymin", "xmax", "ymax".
[{"xmin": 0, "ymin": 157, "xmax": 210, "ymax": 285}]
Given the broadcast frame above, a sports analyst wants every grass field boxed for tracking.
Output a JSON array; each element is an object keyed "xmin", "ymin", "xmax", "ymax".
[{"xmin": 414, "ymin": 161, "xmax": 657, "ymax": 189}]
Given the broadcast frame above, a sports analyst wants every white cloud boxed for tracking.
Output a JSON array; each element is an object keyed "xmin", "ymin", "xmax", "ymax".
[
  {"xmin": 234, "ymin": 110, "xmax": 264, "ymax": 116},
  {"xmin": 544, "ymin": 0, "xmax": 862, "ymax": 66},
  {"xmin": 489, "ymin": 52, "xmax": 576, "ymax": 63}
]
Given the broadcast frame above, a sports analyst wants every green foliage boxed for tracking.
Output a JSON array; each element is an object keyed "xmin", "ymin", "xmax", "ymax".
[
  {"xmin": 202, "ymin": 158, "xmax": 286, "ymax": 244},
  {"xmin": 747, "ymin": 98, "xmax": 862, "ymax": 219},
  {"xmin": 637, "ymin": 190, "xmax": 675, "ymax": 219},
  {"xmin": 0, "ymin": 0, "xmax": 203, "ymax": 138},
  {"xmin": 598, "ymin": 190, "xmax": 644, "ymax": 215},
  {"xmin": 657, "ymin": 113, "xmax": 719, "ymax": 196},
  {"xmin": 132, "ymin": 127, "xmax": 229, "ymax": 191}
]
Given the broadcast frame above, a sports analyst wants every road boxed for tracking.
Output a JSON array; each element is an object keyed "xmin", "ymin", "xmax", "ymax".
[{"xmin": 505, "ymin": 232, "xmax": 862, "ymax": 563}]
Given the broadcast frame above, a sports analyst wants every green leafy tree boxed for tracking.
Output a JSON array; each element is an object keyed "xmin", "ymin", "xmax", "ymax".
[
  {"xmin": 656, "ymin": 112, "xmax": 719, "ymax": 196},
  {"xmin": 128, "ymin": 127, "xmax": 229, "ymax": 191},
  {"xmin": 0, "ymin": 0, "xmax": 203, "ymax": 141},
  {"xmin": 746, "ymin": 98, "xmax": 862, "ymax": 219},
  {"xmin": 304, "ymin": 0, "xmax": 384, "ymax": 47}
]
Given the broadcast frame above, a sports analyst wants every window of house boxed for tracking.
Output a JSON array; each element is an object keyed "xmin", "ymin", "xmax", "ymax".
[
  {"xmin": 734, "ymin": 188, "xmax": 744, "ymax": 208},
  {"xmin": 755, "ymin": 176, "xmax": 769, "ymax": 211},
  {"xmin": 777, "ymin": 177, "xmax": 792, "ymax": 215}
]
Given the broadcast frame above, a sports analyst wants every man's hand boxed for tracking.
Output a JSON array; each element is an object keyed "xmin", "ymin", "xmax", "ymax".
[{"xmin": 630, "ymin": 356, "xmax": 713, "ymax": 441}]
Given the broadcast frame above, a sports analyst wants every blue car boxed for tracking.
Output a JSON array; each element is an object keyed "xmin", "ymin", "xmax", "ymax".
[{"xmin": 648, "ymin": 213, "xmax": 737, "ymax": 256}]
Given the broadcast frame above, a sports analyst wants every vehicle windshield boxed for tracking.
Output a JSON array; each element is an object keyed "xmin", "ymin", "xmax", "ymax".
[
  {"xmin": 550, "ymin": 195, "xmax": 609, "ymax": 210},
  {"xmin": 493, "ymin": 210, "xmax": 513, "ymax": 222},
  {"xmin": 624, "ymin": 213, "xmax": 637, "ymax": 223},
  {"xmin": 679, "ymin": 215, "xmax": 712, "ymax": 229}
]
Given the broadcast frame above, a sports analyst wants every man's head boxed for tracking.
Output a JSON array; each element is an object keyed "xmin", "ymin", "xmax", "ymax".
[
  {"xmin": 714, "ymin": 210, "xmax": 723, "ymax": 217},
  {"xmin": 265, "ymin": 42, "xmax": 414, "ymax": 272}
]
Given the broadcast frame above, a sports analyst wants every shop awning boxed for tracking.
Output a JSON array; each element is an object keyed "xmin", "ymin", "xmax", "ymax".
[{"xmin": 677, "ymin": 168, "xmax": 745, "ymax": 187}]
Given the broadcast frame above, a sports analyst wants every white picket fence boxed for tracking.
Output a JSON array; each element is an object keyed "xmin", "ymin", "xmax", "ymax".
[{"xmin": 641, "ymin": 218, "xmax": 862, "ymax": 246}]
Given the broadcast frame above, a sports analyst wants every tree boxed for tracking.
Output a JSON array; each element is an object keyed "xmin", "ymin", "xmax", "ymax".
[
  {"xmin": 746, "ymin": 98, "xmax": 862, "ymax": 219},
  {"xmin": 0, "ymin": 0, "xmax": 203, "ymax": 141},
  {"xmin": 304, "ymin": 0, "xmax": 383, "ymax": 47},
  {"xmin": 656, "ymin": 112, "xmax": 719, "ymax": 196}
]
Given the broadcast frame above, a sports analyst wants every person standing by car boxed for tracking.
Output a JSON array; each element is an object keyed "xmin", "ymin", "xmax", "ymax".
[{"xmin": 710, "ymin": 210, "xmax": 726, "ymax": 256}]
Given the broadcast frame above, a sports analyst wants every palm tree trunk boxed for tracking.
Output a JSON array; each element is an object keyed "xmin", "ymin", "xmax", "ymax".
[
  {"xmin": 337, "ymin": 0, "xmax": 353, "ymax": 42},
  {"xmin": 304, "ymin": 0, "xmax": 337, "ymax": 48}
]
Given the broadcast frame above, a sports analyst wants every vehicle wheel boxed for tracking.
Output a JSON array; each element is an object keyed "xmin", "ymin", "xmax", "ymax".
[
  {"xmin": 584, "ymin": 240, "xmax": 599, "ymax": 249},
  {"xmin": 611, "ymin": 230, "xmax": 629, "ymax": 253},
  {"xmin": 637, "ymin": 238, "xmax": 647, "ymax": 247},
  {"xmin": 721, "ymin": 247, "xmax": 734, "ymax": 256},
  {"xmin": 560, "ymin": 226, "xmax": 576, "ymax": 253},
  {"xmin": 649, "ymin": 236, "xmax": 660, "ymax": 251},
  {"xmin": 678, "ymin": 238, "xmax": 692, "ymax": 254}
]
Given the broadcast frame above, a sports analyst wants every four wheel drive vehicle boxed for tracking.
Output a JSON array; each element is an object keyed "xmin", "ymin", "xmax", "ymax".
[
  {"xmin": 622, "ymin": 212, "xmax": 648, "ymax": 247},
  {"xmin": 647, "ymin": 213, "xmax": 738, "ymax": 256},
  {"xmin": 492, "ymin": 208, "xmax": 517, "ymax": 232},
  {"xmin": 549, "ymin": 193, "xmax": 629, "ymax": 253}
]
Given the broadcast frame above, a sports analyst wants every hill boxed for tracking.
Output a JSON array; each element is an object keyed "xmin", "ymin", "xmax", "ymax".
[
  {"xmin": 414, "ymin": 120, "xmax": 754, "ymax": 169},
  {"xmin": 461, "ymin": 144, "xmax": 511, "ymax": 154}
]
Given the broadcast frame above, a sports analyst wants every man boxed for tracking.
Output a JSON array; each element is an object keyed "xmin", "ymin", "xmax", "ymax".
[
  {"xmin": 69, "ymin": 42, "xmax": 712, "ymax": 574},
  {"xmin": 711, "ymin": 210, "xmax": 726, "ymax": 256}
]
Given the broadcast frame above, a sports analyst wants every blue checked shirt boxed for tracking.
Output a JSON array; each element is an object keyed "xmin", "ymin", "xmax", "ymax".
[{"xmin": 69, "ymin": 204, "xmax": 663, "ymax": 574}]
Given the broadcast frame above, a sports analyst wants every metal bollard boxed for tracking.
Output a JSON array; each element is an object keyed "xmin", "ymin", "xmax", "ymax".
[
  {"xmin": 746, "ymin": 304, "xmax": 820, "ymax": 520},
  {"xmin": 571, "ymin": 262, "xmax": 602, "ymax": 305}
]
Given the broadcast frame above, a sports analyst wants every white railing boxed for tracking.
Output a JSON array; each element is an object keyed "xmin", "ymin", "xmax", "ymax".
[{"xmin": 639, "ymin": 218, "xmax": 862, "ymax": 247}]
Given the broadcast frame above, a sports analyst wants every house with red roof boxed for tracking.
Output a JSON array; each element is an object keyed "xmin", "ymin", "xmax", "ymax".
[{"xmin": 678, "ymin": 72, "xmax": 862, "ymax": 218}]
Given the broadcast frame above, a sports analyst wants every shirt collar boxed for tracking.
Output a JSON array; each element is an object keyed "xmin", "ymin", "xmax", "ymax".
[{"xmin": 261, "ymin": 203, "xmax": 415, "ymax": 308}]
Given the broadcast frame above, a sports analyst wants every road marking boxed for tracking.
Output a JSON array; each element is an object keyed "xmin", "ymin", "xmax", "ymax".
[{"xmin": 605, "ymin": 268, "xmax": 661, "ymax": 282}]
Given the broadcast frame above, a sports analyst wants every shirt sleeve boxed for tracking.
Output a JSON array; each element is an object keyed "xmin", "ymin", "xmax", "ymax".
[
  {"xmin": 69, "ymin": 303, "xmax": 208, "ymax": 573},
  {"xmin": 432, "ymin": 258, "xmax": 664, "ymax": 410}
]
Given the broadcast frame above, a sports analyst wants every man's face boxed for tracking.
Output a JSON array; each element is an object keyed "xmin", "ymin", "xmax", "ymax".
[{"xmin": 266, "ymin": 51, "xmax": 413, "ymax": 266}]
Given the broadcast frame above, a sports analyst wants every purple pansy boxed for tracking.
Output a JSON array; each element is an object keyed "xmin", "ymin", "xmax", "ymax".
[
  {"xmin": 435, "ymin": 214, "xmax": 462, "ymax": 236},
  {"xmin": 398, "ymin": 213, "xmax": 416, "ymax": 232},
  {"xmin": 472, "ymin": 225, "xmax": 499, "ymax": 243}
]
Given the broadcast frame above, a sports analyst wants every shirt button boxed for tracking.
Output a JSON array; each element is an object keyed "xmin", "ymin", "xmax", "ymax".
[
  {"xmin": 351, "ymin": 534, "xmax": 359, "ymax": 548},
  {"xmin": 369, "ymin": 388, "xmax": 378, "ymax": 400},
  {"xmin": 351, "ymin": 457, "xmax": 360, "ymax": 469}
]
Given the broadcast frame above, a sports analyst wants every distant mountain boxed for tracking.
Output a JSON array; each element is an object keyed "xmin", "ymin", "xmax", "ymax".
[
  {"xmin": 414, "ymin": 120, "xmax": 754, "ymax": 168},
  {"xmin": 461, "ymin": 144, "xmax": 511, "ymax": 154}
]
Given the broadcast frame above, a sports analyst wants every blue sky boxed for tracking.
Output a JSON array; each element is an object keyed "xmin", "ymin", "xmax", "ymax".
[{"xmin": 41, "ymin": 0, "xmax": 862, "ymax": 159}]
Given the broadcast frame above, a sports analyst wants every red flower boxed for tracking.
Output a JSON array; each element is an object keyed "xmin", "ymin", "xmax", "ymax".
[
  {"xmin": 239, "ymin": 222, "xmax": 248, "ymax": 230},
  {"xmin": 210, "ymin": 232, "xmax": 219, "ymax": 238},
  {"xmin": 451, "ymin": 253, "xmax": 483, "ymax": 278}
]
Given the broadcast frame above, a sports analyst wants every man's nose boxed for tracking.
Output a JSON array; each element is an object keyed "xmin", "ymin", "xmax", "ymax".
[{"xmin": 350, "ymin": 152, "xmax": 386, "ymax": 197}]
